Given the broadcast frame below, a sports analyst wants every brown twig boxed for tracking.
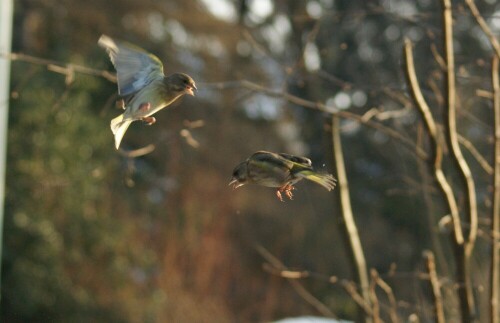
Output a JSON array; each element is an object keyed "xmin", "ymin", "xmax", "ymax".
[
  {"xmin": 442, "ymin": 0, "xmax": 478, "ymax": 320},
  {"xmin": 423, "ymin": 250, "xmax": 446, "ymax": 323},
  {"xmin": 2, "ymin": 52, "xmax": 116, "ymax": 82},
  {"xmin": 375, "ymin": 275, "xmax": 399, "ymax": 323},
  {"xmin": 403, "ymin": 38, "xmax": 464, "ymax": 245},
  {"xmin": 457, "ymin": 134, "xmax": 493, "ymax": 175},
  {"xmin": 465, "ymin": 0, "xmax": 500, "ymax": 59},
  {"xmin": 490, "ymin": 55, "xmax": 500, "ymax": 323},
  {"xmin": 342, "ymin": 280, "xmax": 374, "ymax": 316},
  {"xmin": 255, "ymin": 244, "xmax": 337, "ymax": 318},
  {"xmin": 333, "ymin": 115, "xmax": 372, "ymax": 322},
  {"xmin": 237, "ymin": 79, "xmax": 428, "ymax": 160},
  {"xmin": 369, "ymin": 269, "xmax": 381, "ymax": 323}
]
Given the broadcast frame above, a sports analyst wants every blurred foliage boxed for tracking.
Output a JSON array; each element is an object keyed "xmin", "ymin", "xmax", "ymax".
[{"xmin": 1, "ymin": 0, "xmax": 499, "ymax": 322}]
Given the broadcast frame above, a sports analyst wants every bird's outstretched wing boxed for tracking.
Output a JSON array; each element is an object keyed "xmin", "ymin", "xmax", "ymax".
[
  {"xmin": 98, "ymin": 35, "xmax": 164, "ymax": 96},
  {"xmin": 278, "ymin": 153, "xmax": 312, "ymax": 168}
]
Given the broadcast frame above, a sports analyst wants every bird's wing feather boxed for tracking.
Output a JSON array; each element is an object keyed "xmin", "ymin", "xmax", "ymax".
[
  {"xmin": 278, "ymin": 153, "xmax": 313, "ymax": 169},
  {"xmin": 99, "ymin": 35, "xmax": 164, "ymax": 96},
  {"xmin": 247, "ymin": 151, "xmax": 293, "ymax": 184}
]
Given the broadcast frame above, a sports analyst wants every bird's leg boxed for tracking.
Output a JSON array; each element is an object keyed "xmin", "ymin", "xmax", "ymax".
[
  {"xmin": 138, "ymin": 102, "xmax": 151, "ymax": 112},
  {"xmin": 275, "ymin": 190, "xmax": 284, "ymax": 202},
  {"xmin": 141, "ymin": 116, "xmax": 156, "ymax": 125},
  {"xmin": 116, "ymin": 99, "xmax": 126, "ymax": 110},
  {"xmin": 284, "ymin": 186, "xmax": 294, "ymax": 200},
  {"xmin": 276, "ymin": 184, "xmax": 295, "ymax": 201},
  {"xmin": 138, "ymin": 103, "xmax": 154, "ymax": 125}
]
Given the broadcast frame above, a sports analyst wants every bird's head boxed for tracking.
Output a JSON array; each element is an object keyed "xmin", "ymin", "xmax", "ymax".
[
  {"xmin": 168, "ymin": 73, "xmax": 197, "ymax": 96},
  {"xmin": 229, "ymin": 162, "xmax": 248, "ymax": 189}
]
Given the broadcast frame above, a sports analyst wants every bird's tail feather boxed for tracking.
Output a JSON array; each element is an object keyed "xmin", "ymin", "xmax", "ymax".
[
  {"xmin": 298, "ymin": 170, "xmax": 337, "ymax": 191},
  {"xmin": 110, "ymin": 114, "xmax": 132, "ymax": 149}
]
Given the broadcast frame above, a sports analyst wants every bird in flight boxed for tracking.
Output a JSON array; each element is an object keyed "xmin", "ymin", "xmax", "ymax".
[
  {"xmin": 229, "ymin": 151, "xmax": 337, "ymax": 201},
  {"xmin": 99, "ymin": 35, "xmax": 197, "ymax": 149}
]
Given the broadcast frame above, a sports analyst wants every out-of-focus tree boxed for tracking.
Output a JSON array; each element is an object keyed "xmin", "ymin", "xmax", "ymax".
[{"xmin": 2, "ymin": 0, "xmax": 500, "ymax": 322}]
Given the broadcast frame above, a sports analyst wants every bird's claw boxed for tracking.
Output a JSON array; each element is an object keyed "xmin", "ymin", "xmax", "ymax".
[
  {"xmin": 141, "ymin": 116, "xmax": 156, "ymax": 125},
  {"xmin": 276, "ymin": 185, "xmax": 295, "ymax": 202}
]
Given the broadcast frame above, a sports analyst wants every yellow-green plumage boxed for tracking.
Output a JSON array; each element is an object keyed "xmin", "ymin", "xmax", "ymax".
[
  {"xmin": 99, "ymin": 35, "xmax": 197, "ymax": 149},
  {"xmin": 229, "ymin": 151, "xmax": 337, "ymax": 200}
]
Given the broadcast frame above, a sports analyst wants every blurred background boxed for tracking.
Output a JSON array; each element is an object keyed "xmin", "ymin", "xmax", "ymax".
[{"xmin": 1, "ymin": 0, "xmax": 499, "ymax": 322}]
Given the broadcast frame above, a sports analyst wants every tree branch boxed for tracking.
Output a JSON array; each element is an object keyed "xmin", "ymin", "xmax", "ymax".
[
  {"xmin": 442, "ymin": 0, "xmax": 478, "ymax": 320},
  {"xmin": 424, "ymin": 250, "xmax": 446, "ymax": 323},
  {"xmin": 490, "ymin": 54, "xmax": 500, "ymax": 323},
  {"xmin": 403, "ymin": 38, "xmax": 464, "ymax": 245},
  {"xmin": 254, "ymin": 244, "xmax": 337, "ymax": 318},
  {"xmin": 465, "ymin": 0, "xmax": 500, "ymax": 59},
  {"xmin": 332, "ymin": 115, "xmax": 372, "ymax": 322}
]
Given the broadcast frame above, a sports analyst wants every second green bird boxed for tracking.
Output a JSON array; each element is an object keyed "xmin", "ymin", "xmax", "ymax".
[
  {"xmin": 99, "ymin": 35, "xmax": 197, "ymax": 149},
  {"xmin": 229, "ymin": 151, "xmax": 337, "ymax": 201}
]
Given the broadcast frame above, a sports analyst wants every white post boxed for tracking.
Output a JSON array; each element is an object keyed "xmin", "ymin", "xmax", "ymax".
[{"xmin": 0, "ymin": 0, "xmax": 14, "ymax": 300}]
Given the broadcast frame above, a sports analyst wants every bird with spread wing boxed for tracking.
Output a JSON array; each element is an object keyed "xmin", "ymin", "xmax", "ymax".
[{"xmin": 98, "ymin": 35, "xmax": 197, "ymax": 149}]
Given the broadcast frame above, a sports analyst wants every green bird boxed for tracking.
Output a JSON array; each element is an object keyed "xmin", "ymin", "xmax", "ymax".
[
  {"xmin": 229, "ymin": 151, "xmax": 337, "ymax": 201},
  {"xmin": 98, "ymin": 35, "xmax": 197, "ymax": 149}
]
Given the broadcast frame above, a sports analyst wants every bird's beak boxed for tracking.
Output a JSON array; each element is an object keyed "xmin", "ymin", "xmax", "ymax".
[
  {"xmin": 186, "ymin": 84, "xmax": 197, "ymax": 96},
  {"xmin": 228, "ymin": 178, "xmax": 243, "ymax": 189}
]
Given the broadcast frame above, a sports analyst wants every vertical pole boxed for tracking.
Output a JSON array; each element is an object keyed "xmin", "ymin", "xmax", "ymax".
[{"xmin": 0, "ymin": 0, "xmax": 14, "ymax": 302}]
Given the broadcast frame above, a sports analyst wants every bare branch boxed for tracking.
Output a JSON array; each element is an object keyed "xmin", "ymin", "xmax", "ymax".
[
  {"xmin": 343, "ymin": 280, "xmax": 374, "ymax": 317},
  {"xmin": 403, "ymin": 38, "xmax": 464, "ymax": 245},
  {"xmin": 332, "ymin": 115, "xmax": 372, "ymax": 322},
  {"xmin": 490, "ymin": 54, "xmax": 500, "ymax": 323},
  {"xmin": 373, "ymin": 271, "xmax": 399, "ymax": 323},
  {"xmin": 457, "ymin": 134, "xmax": 494, "ymax": 175},
  {"xmin": 430, "ymin": 43, "xmax": 446, "ymax": 71},
  {"xmin": 254, "ymin": 245, "xmax": 338, "ymax": 318},
  {"xmin": 465, "ymin": 0, "xmax": 500, "ymax": 59},
  {"xmin": 442, "ymin": 0, "xmax": 478, "ymax": 320},
  {"xmin": 369, "ymin": 270, "xmax": 381, "ymax": 323},
  {"xmin": 423, "ymin": 250, "xmax": 446, "ymax": 323},
  {"xmin": 237, "ymin": 79, "xmax": 428, "ymax": 160},
  {"xmin": 1, "ymin": 52, "xmax": 116, "ymax": 82}
]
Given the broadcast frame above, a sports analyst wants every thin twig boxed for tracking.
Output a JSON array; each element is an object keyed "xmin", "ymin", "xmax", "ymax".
[
  {"xmin": 430, "ymin": 43, "xmax": 446, "ymax": 71},
  {"xmin": 332, "ymin": 115, "xmax": 372, "ymax": 322},
  {"xmin": 457, "ymin": 134, "xmax": 494, "ymax": 175},
  {"xmin": 254, "ymin": 244, "xmax": 337, "ymax": 318},
  {"xmin": 442, "ymin": 0, "xmax": 478, "ymax": 320},
  {"xmin": 1, "ymin": 52, "xmax": 116, "ymax": 82},
  {"xmin": 374, "ymin": 272, "xmax": 399, "ymax": 323},
  {"xmin": 237, "ymin": 79, "xmax": 428, "ymax": 160},
  {"xmin": 465, "ymin": 0, "xmax": 500, "ymax": 59},
  {"xmin": 342, "ymin": 280, "xmax": 374, "ymax": 316},
  {"xmin": 369, "ymin": 269, "xmax": 381, "ymax": 323},
  {"xmin": 423, "ymin": 250, "xmax": 446, "ymax": 323},
  {"xmin": 403, "ymin": 38, "xmax": 464, "ymax": 245},
  {"xmin": 490, "ymin": 55, "xmax": 500, "ymax": 323}
]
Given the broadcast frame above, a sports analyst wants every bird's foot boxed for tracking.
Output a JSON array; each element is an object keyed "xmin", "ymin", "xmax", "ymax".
[
  {"xmin": 276, "ymin": 185, "xmax": 295, "ymax": 201},
  {"xmin": 141, "ymin": 116, "xmax": 156, "ymax": 125},
  {"xmin": 276, "ymin": 190, "xmax": 284, "ymax": 202},
  {"xmin": 116, "ymin": 99, "xmax": 126, "ymax": 110},
  {"xmin": 139, "ymin": 102, "xmax": 151, "ymax": 112}
]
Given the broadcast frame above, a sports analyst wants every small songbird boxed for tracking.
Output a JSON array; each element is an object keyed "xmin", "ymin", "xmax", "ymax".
[
  {"xmin": 229, "ymin": 151, "xmax": 337, "ymax": 201},
  {"xmin": 98, "ymin": 35, "xmax": 197, "ymax": 149}
]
